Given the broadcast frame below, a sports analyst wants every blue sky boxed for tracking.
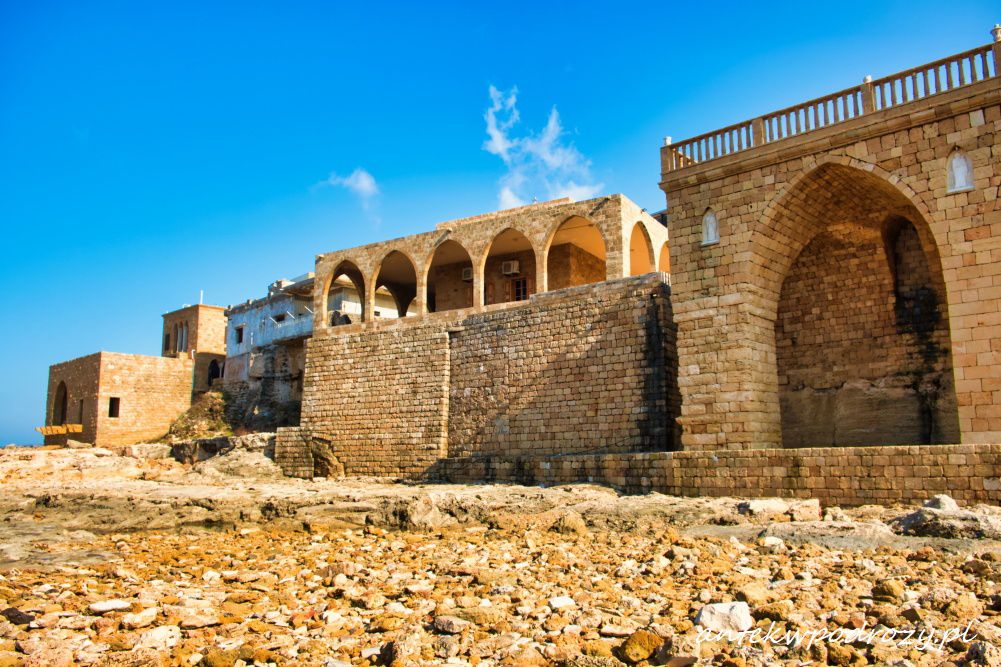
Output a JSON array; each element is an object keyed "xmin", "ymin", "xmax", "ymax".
[{"xmin": 1, "ymin": 1, "xmax": 997, "ymax": 444}]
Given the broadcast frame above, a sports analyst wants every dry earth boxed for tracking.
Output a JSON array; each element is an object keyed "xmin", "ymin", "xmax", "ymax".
[{"xmin": 0, "ymin": 441, "xmax": 999, "ymax": 667}]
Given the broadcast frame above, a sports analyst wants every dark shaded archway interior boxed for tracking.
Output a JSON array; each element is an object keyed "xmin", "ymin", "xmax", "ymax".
[
  {"xmin": 53, "ymin": 381, "xmax": 68, "ymax": 426},
  {"xmin": 375, "ymin": 251, "xmax": 418, "ymax": 317},
  {"xmin": 327, "ymin": 261, "xmax": 366, "ymax": 325},
  {"xmin": 770, "ymin": 164, "xmax": 959, "ymax": 447},
  {"xmin": 427, "ymin": 240, "xmax": 473, "ymax": 313}
]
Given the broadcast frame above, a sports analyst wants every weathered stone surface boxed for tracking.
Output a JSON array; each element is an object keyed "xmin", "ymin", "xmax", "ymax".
[{"xmin": 694, "ymin": 602, "xmax": 753, "ymax": 634}]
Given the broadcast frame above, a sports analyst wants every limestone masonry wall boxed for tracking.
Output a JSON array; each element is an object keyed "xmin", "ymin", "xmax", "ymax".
[
  {"xmin": 293, "ymin": 321, "xmax": 451, "ymax": 477},
  {"xmin": 45, "ymin": 353, "xmax": 194, "ymax": 447},
  {"xmin": 93, "ymin": 353, "xmax": 194, "ymax": 447},
  {"xmin": 279, "ymin": 274, "xmax": 680, "ymax": 478},
  {"xmin": 448, "ymin": 275, "xmax": 680, "ymax": 458},
  {"xmin": 435, "ymin": 443, "xmax": 1001, "ymax": 507}
]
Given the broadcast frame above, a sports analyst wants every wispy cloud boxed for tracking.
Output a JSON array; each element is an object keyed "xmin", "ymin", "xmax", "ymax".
[
  {"xmin": 315, "ymin": 167, "xmax": 381, "ymax": 225},
  {"xmin": 483, "ymin": 85, "xmax": 602, "ymax": 209},
  {"xmin": 321, "ymin": 167, "xmax": 379, "ymax": 202}
]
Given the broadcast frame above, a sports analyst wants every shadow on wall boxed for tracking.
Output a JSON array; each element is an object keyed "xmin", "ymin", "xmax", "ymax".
[{"xmin": 445, "ymin": 276, "xmax": 681, "ymax": 463}]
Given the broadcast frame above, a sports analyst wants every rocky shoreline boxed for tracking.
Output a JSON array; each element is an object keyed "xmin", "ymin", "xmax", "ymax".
[{"xmin": 0, "ymin": 443, "xmax": 999, "ymax": 666}]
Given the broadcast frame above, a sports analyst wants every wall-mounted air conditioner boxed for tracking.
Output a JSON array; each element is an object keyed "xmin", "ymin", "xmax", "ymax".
[
  {"xmin": 461, "ymin": 267, "xmax": 474, "ymax": 282},
  {"xmin": 501, "ymin": 260, "xmax": 520, "ymax": 276}
]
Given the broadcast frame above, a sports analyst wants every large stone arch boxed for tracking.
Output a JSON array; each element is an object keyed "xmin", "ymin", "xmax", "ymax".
[
  {"xmin": 542, "ymin": 215, "xmax": 607, "ymax": 291},
  {"xmin": 627, "ymin": 220, "xmax": 657, "ymax": 276},
  {"xmin": 479, "ymin": 227, "xmax": 537, "ymax": 305},
  {"xmin": 371, "ymin": 249, "xmax": 420, "ymax": 318},
  {"xmin": 748, "ymin": 158, "xmax": 959, "ymax": 447},
  {"xmin": 323, "ymin": 259, "xmax": 367, "ymax": 325},
  {"xmin": 424, "ymin": 238, "xmax": 474, "ymax": 313}
]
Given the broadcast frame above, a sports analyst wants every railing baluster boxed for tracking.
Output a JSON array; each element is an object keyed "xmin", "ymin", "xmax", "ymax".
[{"xmin": 664, "ymin": 43, "xmax": 993, "ymax": 173}]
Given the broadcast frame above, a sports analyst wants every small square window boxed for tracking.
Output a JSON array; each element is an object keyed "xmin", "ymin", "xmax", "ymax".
[
  {"xmin": 235, "ymin": 326, "xmax": 244, "ymax": 344},
  {"xmin": 274, "ymin": 313, "xmax": 286, "ymax": 323},
  {"xmin": 108, "ymin": 397, "xmax": 120, "ymax": 418}
]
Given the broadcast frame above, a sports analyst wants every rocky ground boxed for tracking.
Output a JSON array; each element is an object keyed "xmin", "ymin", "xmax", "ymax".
[{"xmin": 0, "ymin": 441, "xmax": 1000, "ymax": 667}]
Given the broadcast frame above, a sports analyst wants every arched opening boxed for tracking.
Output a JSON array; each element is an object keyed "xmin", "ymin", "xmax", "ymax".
[
  {"xmin": 767, "ymin": 162, "xmax": 959, "ymax": 447},
  {"xmin": 947, "ymin": 148, "xmax": 974, "ymax": 193},
  {"xmin": 545, "ymin": 216, "xmax": 606, "ymax": 290},
  {"xmin": 426, "ymin": 240, "xmax": 474, "ymax": 313},
  {"xmin": 326, "ymin": 260, "xmax": 366, "ymax": 325},
  {"xmin": 657, "ymin": 243, "xmax": 671, "ymax": 273},
  {"xmin": 628, "ymin": 222, "xmax": 655, "ymax": 275},
  {"xmin": 53, "ymin": 381, "xmax": 68, "ymax": 426},
  {"xmin": 208, "ymin": 359, "xmax": 222, "ymax": 385},
  {"xmin": 373, "ymin": 250, "xmax": 418, "ymax": 318},
  {"xmin": 702, "ymin": 209, "xmax": 719, "ymax": 245},
  {"xmin": 483, "ymin": 228, "xmax": 535, "ymax": 305}
]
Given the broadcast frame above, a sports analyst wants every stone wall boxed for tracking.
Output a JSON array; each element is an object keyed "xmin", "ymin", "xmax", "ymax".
[
  {"xmin": 45, "ymin": 352, "xmax": 194, "ymax": 447},
  {"xmin": 775, "ymin": 218, "xmax": 958, "ymax": 446},
  {"xmin": 435, "ymin": 442, "xmax": 1001, "ymax": 507},
  {"xmin": 660, "ymin": 78, "xmax": 1000, "ymax": 450},
  {"xmin": 294, "ymin": 321, "xmax": 451, "ymax": 477},
  {"xmin": 223, "ymin": 342, "xmax": 306, "ymax": 431},
  {"xmin": 547, "ymin": 243, "xmax": 606, "ymax": 291},
  {"xmin": 45, "ymin": 353, "xmax": 102, "ymax": 445},
  {"xmin": 448, "ymin": 275, "xmax": 679, "ymax": 458},
  {"xmin": 279, "ymin": 274, "xmax": 680, "ymax": 478}
]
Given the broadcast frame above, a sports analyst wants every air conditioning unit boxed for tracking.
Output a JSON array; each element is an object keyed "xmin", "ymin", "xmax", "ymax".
[
  {"xmin": 501, "ymin": 260, "xmax": 520, "ymax": 276},
  {"xmin": 461, "ymin": 267, "xmax": 474, "ymax": 282}
]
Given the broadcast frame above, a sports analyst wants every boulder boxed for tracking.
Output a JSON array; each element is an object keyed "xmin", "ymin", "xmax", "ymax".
[{"xmin": 694, "ymin": 601, "xmax": 753, "ymax": 634}]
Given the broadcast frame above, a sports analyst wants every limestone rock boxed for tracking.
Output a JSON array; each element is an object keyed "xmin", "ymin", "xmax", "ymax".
[
  {"xmin": 433, "ymin": 615, "xmax": 474, "ymax": 634},
  {"xmin": 618, "ymin": 629, "xmax": 664, "ymax": 663},
  {"xmin": 694, "ymin": 602, "xmax": 753, "ymax": 634},
  {"xmin": 88, "ymin": 599, "xmax": 132, "ymax": 614}
]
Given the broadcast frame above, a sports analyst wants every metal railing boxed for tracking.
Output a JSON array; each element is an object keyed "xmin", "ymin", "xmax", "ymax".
[{"xmin": 663, "ymin": 29, "xmax": 1001, "ymax": 173}]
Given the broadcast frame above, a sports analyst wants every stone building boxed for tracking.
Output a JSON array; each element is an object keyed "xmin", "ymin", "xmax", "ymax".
[
  {"xmin": 276, "ymin": 195, "xmax": 675, "ymax": 476},
  {"xmin": 275, "ymin": 28, "xmax": 1001, "ymax": 506},
  {"xmin": 41, "ymin": 303, "xmax": 226, "ymax": 447}
]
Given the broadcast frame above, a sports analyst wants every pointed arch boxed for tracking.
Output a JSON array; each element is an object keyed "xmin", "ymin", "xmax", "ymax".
[
  {"xmin": 628, "ymin": 221, "xmax": 656, "ymax": 275},
  {"xmin": 753, "ymin": 159, "xmax": 959, "ymax": 448},
  {"xmin": 947, "ymin": 148, "xmax": 974, "ymax": 193},
  {"xmin": 701, "ymin": 209, "xmax": 719, "ymax": 245},
  {"xmin": 481, "ymin": 227, "xmax": 535, "ymax": 305},
  {"xmin": 326, "ymin": 259, "xmax": 366, "ymax": 325},
  {"xmin": 425, "ymin": 239, "xmax": 474, "ymax": 313},
  {"xmin": 373, "ymin": 250, "xmax": 418, "ymax": 317},
  {"xmin": 657, "ymin": 242, "xmax": 671, "ymax": 273},
  {"xmin": 53, "ymin": 381, "xmax": 68, "ymax": 426},
  {"xmin": 544, "ymin": 215, "xmax": 606, "ymax": 291}
]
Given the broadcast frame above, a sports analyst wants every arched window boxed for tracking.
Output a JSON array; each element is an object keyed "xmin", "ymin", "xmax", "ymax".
[
  {"xmin": 208, "ymin": 359, "xmax": 222, "ymax": 385},
  {"xmin": 701, "ymin": 209, "xmax": 719, "ymax": 246},
  {"xmin": 947, "ymin": 149, "xmax": 974, "ymax": 193},
  {"xmin": 53, "ymin": 381, "xmax": 68, "ymax": 426}
]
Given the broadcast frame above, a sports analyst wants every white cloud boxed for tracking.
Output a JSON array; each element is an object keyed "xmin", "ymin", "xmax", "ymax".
[
  {"xmin": 322, "ymin": 167, "xmax": 379, "ymax": 203},
  {"xmin": 482, "ymin": 86, "xmax": 602, "ymax": 210}
]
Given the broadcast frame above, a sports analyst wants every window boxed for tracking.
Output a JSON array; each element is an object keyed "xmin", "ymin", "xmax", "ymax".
[
  {"xmin": 163, "ymin": 333, "xmax": 171, "ymax": 352},
  {"xmin": 108, "ymin": 397, "xmax": 120, "ymax": 418},
  {"xmin": 235, "ymin": 326, "xmax": 244, "ymax": 344},
  {"xmin": 511, "ymin": 277, "xmax": 529, "ymax": 302},
  {"xmin": 77, "ymin": 399, "xmax": 84, "ymax": 423},
  {"xmin": 274, "ymin": 313, "xmax": 286, "ymax": 323},
  {"xmin": 947, "ymin": 149, "xmax": 974, "ymax": 193},
  {"xmin": 701, "ymin": 209, "xmax": 719, "ymax": 246}
]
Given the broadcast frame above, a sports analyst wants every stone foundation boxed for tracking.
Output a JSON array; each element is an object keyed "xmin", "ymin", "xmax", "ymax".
[{"xmin": 432, "ymin": 443, "xmax": 1001, "ymax": 507}]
